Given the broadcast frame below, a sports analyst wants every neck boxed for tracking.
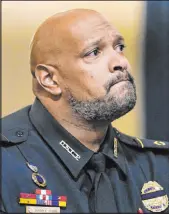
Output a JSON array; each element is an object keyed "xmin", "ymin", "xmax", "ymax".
[
  {"xmin": 40, "ymin": 97, "xmax": 110, "ymax": 152},
  {"xmin": 60, "ymin": 118, "xmax": 109, "ymax": 151}
]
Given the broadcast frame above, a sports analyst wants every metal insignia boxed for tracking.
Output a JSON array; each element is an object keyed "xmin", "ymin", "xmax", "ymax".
[
  {"xmin": 59, "ymin": 140, "xmax": 81, "ymax": 161},
  {"xmin": 26, "ymin": 206, "xmax": 60, "ymax": 213},
  {"xmin": 114, "ymin": 138, "xmax": 118, "ymax": 158},
  {"xmin": 26, "ymin": 162, "xmax": 38, "ymax": 173},
  {"xmin": 141, "ymin": 181, "xmax": 168, "ymax": 212},
  {"xmin": 154, "ymin": 141, "xmax": 166, "ymax": 146},
  {"xmin": 32, "ymin": 173, "xmax": 47, "ymax": 188}
]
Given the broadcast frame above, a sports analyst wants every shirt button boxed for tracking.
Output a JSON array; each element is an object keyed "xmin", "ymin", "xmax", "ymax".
[{"xmin": 16, "ymin": 131, "xmax": 24, "ymax": 137}]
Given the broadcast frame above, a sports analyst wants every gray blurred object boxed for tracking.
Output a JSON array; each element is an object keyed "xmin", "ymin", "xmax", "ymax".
[{"xmin": 144, "ymin": 1, "xmax": 169, "ymax": 141}]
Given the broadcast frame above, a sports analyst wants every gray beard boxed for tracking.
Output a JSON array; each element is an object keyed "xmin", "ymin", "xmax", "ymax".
[{"xmin": 67, "ymin": 77, "xmax": 137, "ymax": 122}]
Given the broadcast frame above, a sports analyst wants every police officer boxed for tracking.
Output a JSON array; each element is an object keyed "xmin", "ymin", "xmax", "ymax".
[{"xmin": 1, "ymin": 9, "xmax": 169, "ymax": 213}]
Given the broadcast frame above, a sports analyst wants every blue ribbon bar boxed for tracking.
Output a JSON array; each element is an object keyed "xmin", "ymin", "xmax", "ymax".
[
  {"xmin": 36, "ymin": 195, "xmax": 60, "ymax": 200},
  {"xmin": 36, "ymin": 199, "xmax": 59, "ymax": 206},
  {"xmin": 141, "ymin": 190, "xmax": 165, "ymax": 200}
]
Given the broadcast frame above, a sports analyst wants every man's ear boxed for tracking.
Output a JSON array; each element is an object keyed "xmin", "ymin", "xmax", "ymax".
[{"xmin": 34, "ymin": 64, "xmax": 62, "ymax": 96}]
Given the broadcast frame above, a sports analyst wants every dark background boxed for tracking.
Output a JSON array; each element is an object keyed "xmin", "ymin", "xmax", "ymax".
[{"xmin": 144, "ymin": 1, "xmax": 169, "ymax": 141}]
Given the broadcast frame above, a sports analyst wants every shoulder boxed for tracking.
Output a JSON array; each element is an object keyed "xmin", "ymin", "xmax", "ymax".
[
  {"xmin": 113, "ymin": 127, "xmax": 169, "ymax": 151},
  {"xmin": 0, "ymin": 105, "xmax": 33, "ymax": 146}
]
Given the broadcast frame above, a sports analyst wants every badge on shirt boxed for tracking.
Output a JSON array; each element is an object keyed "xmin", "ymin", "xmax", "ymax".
[{"xmin": 141, "ymin": 181, "xmax": 168, "ymax": 212}]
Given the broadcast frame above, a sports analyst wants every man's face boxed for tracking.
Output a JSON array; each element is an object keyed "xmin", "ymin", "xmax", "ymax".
[{"xmin": 54, "ymin": 11, "xmax": 137, "ymax": 122}]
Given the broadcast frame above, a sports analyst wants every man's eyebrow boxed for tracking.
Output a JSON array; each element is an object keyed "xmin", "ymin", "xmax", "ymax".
[
  {"xmin": 81, "ymin": 35, "xmax": 125, "ymax": 53},
  {"xmin": 81, "ymin": 37, "xmax": 105, "ymax": 53},
  {"xmin": 113, "ymin": 35, "xmax": 125, "ymax": 44}
]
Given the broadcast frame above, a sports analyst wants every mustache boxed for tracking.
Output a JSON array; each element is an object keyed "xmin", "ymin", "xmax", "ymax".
[{"xmin": 104, "ymin": 71, "xmax": 135, "ymax": 93}]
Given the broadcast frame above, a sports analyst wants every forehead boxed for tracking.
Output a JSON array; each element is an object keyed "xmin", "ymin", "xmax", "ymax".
[
  {"xmin": 72, "ymin": 15, "xmax": 117, "ymax": 36},
  {"xmin": 57, "ymin": 14, "xmax": 121, "ymax": 52}
]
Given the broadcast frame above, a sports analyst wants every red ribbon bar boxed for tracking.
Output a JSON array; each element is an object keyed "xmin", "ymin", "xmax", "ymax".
[
  {"xmin": 58, "ymin": 196, "xmax": 67, "ymax": 201},
  {"xmin": 35, "ymin": 189, "xmax": 52, "ymax": 195},
  {"xmin": 20, "ymin": 193, "xmax": 36, "ymax": 199}
]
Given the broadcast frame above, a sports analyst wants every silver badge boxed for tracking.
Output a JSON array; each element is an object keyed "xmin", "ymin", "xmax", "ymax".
[{"xmin": 26, "ymin": 162, "xmax": 38, "ymax": 173}]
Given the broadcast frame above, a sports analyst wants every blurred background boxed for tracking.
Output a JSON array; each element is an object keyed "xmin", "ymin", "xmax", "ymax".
[{"xmin": 2, "ymin": 1, "xmax": 169, "ymax": 141}]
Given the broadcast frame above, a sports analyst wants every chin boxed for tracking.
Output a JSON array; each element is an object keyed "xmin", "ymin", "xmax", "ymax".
[
  {"xmin": 67, "ymin": 80, "xmax": 136, "ymax": 122},
  {"xmin": 106, "ymin": 82, "xmax": 137, "ymax": 119},
  {"xmin": 109, "ymin": 81, "xmax": 135, "ymax": 99}
]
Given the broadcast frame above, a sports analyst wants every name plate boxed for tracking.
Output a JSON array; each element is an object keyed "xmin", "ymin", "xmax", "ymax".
[{"xmin": 26, "ymin": 206, "xmax": 60, "ymax": 213}]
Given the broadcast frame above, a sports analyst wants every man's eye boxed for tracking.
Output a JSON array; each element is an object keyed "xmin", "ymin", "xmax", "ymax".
[
  {"xmin": 115, "ymin": 44, "xmax": 126, "ymax": 53},
  {"xmin": 85, "ymin": 48, "xmax": 100, "ymax": 57}
]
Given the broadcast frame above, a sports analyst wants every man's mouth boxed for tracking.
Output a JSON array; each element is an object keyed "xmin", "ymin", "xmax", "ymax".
[
  {"xmin": 104, "ymin": 71, "xmax": 135, "ymax": 93},
  {"xmin": 108, "ymin": 78, "xmax": 130, "ymax": 91},
  {"xmin": 112, "ymin": 79, "xmax": 129, "ymax": 86}
]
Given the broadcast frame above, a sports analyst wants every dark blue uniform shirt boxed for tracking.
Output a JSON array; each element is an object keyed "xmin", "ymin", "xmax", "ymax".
[{"xmin": 1, "ymin": 98, "xmax": 169, "ymax": 213}]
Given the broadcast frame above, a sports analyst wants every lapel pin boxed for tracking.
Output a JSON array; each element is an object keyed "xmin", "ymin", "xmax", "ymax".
[
  {"xmin": 114, "ymin": 138, "xmax": 118, "ymax": 158},
  {"xmin": 32, "ymin": 173, "xmax": 47, "ymax": 188},
  {"xmin": 26, "ymin": 162, "xmax": 38, "ymax": 173},
  {"xmin": 26, "ymin": 161, "xmax": 47, "ymax": 188}
]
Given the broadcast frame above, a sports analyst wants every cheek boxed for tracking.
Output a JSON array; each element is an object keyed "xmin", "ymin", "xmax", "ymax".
[
  {"xmin": 80, "ymin": 66, "xmax": 109, "ymax": 98},
  {"xmin": 61, "ymin": 59, "xmax": 109, "ymax": 99},
  {"xmin": 126, "ymin": 60, "xmax": 132, "ymax": 71},
  {"xmin": 82, "ymin": 58, "xmax": 109, "ymax": 80}
]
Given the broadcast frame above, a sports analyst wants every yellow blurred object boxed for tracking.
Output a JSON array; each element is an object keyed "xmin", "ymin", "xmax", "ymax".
[
  {"xmin": 19, "ymin": 198, "xmax": 36, "ymax": 205},
  {"xmin": 59, "ymin": 201, "xmax": 67, "ymax": 207}
]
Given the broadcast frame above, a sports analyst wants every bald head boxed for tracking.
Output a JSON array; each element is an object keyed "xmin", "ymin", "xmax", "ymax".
[
  {"xmin": 30, "ymin": 9, "xmax": 108, "ymax": 75},
  {"xmin": 30, "ymin": 8, "xmax": 136, "ymax": 123}
]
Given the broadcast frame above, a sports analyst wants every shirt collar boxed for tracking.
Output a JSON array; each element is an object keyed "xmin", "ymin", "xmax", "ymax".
[
  {"xmin": 29, "ymin": 98, "xmax": 94, "ymax": 179},
  {"xmin": 100, "ymin": 126, "xmax": 128, "ymax": 177},
  {"xmin": 29, "ymin": 98, "xmax": 127, "ymax": 179}
]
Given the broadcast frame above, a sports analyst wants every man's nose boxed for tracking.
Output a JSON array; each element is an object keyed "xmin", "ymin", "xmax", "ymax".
[{"xmin": 108, "ymin": 52, "xmax": 127, "ymax": 73}]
